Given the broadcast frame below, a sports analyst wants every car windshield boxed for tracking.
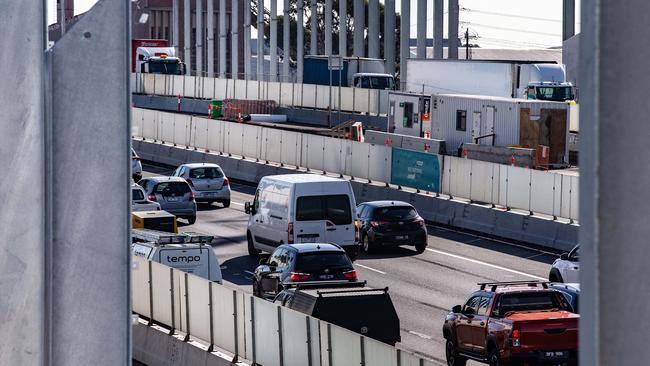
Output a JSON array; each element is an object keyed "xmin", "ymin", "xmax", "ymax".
[
  {"xmin": 296, "ymin": 195, "xmax": 352, "ymax": 225},
  {"xmin": 535, "ymin": 86, "xmax": 574, "ymax": 101},
  {"xmin": 189, "ymin": 167, "xmax": 224, "ymax": 179},
  {"xmin": 132, "ymin": 188, "xmax": 145, "ymax": 201},
  {"xmin": 148, "ymin": 60, "xmax": 181, "ymax": 74},
  {"xmin": 374, "ymin": 206, "xmax": 418, "ymax": 220},
  {"xmin": 369, "ymin": 76, "xmax": 394, "ymax": 90},
  {"xmin": 499, "ymin": 292, "xmax": 564, "ymax": 314},
  {"xmin": 154, "ymin": 181, "xmax": 191, "ymax": 195},
  {"xmin": 295, "ymin": 252, "xmax": 352, "ymax": 271}
]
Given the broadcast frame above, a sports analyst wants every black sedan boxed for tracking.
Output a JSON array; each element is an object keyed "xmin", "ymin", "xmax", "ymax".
[
  {"xmin": 356, "ymin": 201, "xmax": 428, "ymax": 254},
  {"xmin": 252, "ymin": 243, "xmax": 358, "ymax": 299}
]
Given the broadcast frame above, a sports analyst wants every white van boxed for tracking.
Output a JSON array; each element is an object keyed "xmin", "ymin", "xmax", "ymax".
[
  {"xmin": 245, "ymin": 174, "xmax": 359, "ymax": 260},
  {"xmin": 132, "ymin": 229, "xmax": 223, "ymax": 283}
]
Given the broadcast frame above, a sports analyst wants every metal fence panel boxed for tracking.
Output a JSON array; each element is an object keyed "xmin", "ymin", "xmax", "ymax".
[
  {"xmin": 280, "ymin": 308, "xmax": 310, "ymax": 366},
  {"xmin": 263, "ymin": 127, "xmax": 284, "ymax": 163},
  {"xmin": 253, "ymin": 297, "xmax": 281, "ymax": 366},
  {"xmin": 267, "ymin": 80, "xmax": 281, "ymax": 102},
  {"xmin": 390, "ymin": 148, "xmax": 441, "ymax": 192},
  {"xmin": 364, "ymin": 337, "xmax": 397, "ymax": 366},
  {"xmin": 350, "ymin": 142, "xmax": 371, "ymax": 179},
  {"xmin": 160, "ymin": 111, "xmax": 175, "ymax": 143},
  {"xmin": 191, "ymin": 116, "xmax": 209, "ymax": 150},
  {"xmin": 329, "ymin": 324, "xmax": 362, "ymax": 366},
  {"xmin": 143, "ymin": 74, "xmax": 155, "ymax": 94},
  {"xmin": 212, "ymin": 78, "xmax": 226, "ymax": 100},
  {"xmin": 341, "ymin": 140, "xmax": 354, "ymax": 177},
  {"xmin": 354, "ymin": 88, "xmax": 370, "ymax": 113},
  {"xmin": 184, "ymin": 76, "xmax": 197, "ymax": 98},
  {"xmin": 236, "ymin": 292, "xmax": 248, "ymax": 360},
  {"xmin": 368, "ymin": 144, "xmax": 393, "ymax": 183},
  {"xmin": 441, "ymin": 155, "xmax": 453, "ymax": 195},
  {"xmin": 172, "ymin": 75, "xmax": 185, "ymax": 96},
  {"xmin": 530, "ymin": 170, "xmax": 557, "ymax": 216},
  {"xmin": 279, "ymin": 82, "xmax": 294, "ymax": 106},
  {"xmin": 368, "ymin": 89, "xmax": 380, "ymax": 115},
  {"xmin": 173, "ymin": 269, "xmax": 184, "ymax": 334},
  {"xmin": 150, "ymin": 262, "xmax": 173, "ymax": 328},
  {"xmin": 505, "ymin": 166, "xmax": 532, "ymax": 212},
  {"xmin": 205, "ymin": 118, "xmax": 223, "ymax": 152},
  {"xmin": 340, "ymin": 87, "xmax": 355, "ymax": 111},
  {"xmin": 302, "ymin": 84, "xmax": 318, "ymax": 108},
  {"xmin": 186, "ymin": 274, "xmax": 211, "ymax": 344},
  {"xmin": 315, "ymin": 84, "xmax": 330, "ymax": 109},
  {"xmin": 399, "ymin": 351, "xmax": 422, "ymax": 366},
  {"xmin": 282, "ymin": 131, "xmax": 302, "ymax": 167},
  {"xmin": 131, "ymin": 256, "xmax": 150, "ymax": 318},
  {"xmin": 560, "ymin": 174, "xmax": 573, "ymax": 219},
  {"xmin": 212, "ymin": 284, "xmax": 237, "ymax": 355},
  {"xmin": 131, "ymin": 108, "xmax": 144, "ymax": 138},
  {"xmin": 233, "ymin": 79, "xmax": 248, "ymax": 99},
  {"xmin": 247, "ymin": 80, "xmax": 261, "ymax": 100},
  {"xmin": 469, "ymin": 159, "xmax": 497, "ymax": 203},
  {"xmin": 173, "ymin": 114, "xmax": 191, "ymax": 147},
  {"xmin": 201, "ymin": 76, "xmax": 215, "ymax": 99},
  {"xmin": 225, "ymin": 123, "xmax": 245, "ymax": 157},
  {"xmin": 319, "ymin": 322, "xmax": 331, "ymax": 366}
]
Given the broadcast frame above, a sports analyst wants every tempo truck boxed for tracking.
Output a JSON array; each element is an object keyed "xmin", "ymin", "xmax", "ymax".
[
  {"xmin": 405, "ymin": 59, "xmax": 575, "ymax": 102},
  {"xmin": 132, "ymin": 39, "xmax": 186, "ymax": 75}
]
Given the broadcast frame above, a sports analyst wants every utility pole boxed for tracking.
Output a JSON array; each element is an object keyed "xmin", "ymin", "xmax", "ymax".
[{"xmin": 465, "ymin": 28, "xmax": 469, "ymax": 60}]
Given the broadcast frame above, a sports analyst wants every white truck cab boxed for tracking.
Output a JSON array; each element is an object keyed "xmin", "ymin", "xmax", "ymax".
[
  {"xmin": 135, "ymin": 47, "xmax": 186, "ymax": 75},
  {"xmin": 352, "ymin": 73, "xmax": 395, "ymax": 90},
  {"xmin": 245, "ymin": 174, "xmax": 359, "ymax": 260},
  {"xmin": 132, "ymin": 229, "xmax": 222, "ymax": 283}
]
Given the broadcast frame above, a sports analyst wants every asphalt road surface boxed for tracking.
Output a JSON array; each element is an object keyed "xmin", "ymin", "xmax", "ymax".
[{"xmin": 142, "ymin": 163, "xmax": 559, "ymax": 365}]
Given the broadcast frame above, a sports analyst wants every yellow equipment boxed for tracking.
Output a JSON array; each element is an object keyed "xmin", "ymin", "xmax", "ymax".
[{"xmin": 132, "ymin": 210, "xmax": 178, "ymax": 233}]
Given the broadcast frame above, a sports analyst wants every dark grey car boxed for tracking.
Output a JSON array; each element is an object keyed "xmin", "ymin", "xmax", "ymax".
[{"xmin": 138, "ymin": 176, "xmax": 197, "ymax": 224}]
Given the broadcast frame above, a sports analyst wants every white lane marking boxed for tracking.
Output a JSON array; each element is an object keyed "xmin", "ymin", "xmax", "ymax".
[
  {"xmin": 407, "ymin": 330, "xmax": 433, "ymax": 340},
  {"xmin": 231, "ymin": 201, "xmax": 244, "ymax": 207},
  {"xmin": 355, "ymin": 263, "xmax": 387, "ymax": 275},
  {"xmin": 244, "ymin": 270, "xmax": 256, "ymax": 276},
  {"xmin": 425, "ymin": 248, "xmax": 546, "ymax": 280}
]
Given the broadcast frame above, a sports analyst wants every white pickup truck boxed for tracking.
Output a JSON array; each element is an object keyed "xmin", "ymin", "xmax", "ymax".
[{"xmin": 132, "ymin": 183, "xmax": 161, "ymax": 212}]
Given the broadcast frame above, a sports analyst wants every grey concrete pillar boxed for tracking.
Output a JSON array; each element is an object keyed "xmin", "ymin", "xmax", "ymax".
[
  {"xmin": 207, "ymin": 0, "xmax": 214, "ymax": 77},
  {"xmin": 325, "ymin": 0, "xmax": 333, "ymax": 56},
  {"xmin": 416, "ymin": 0, "xmax": 427, "ymax": 58},
  {"xmin": 173, "ymin": 0, "xmax": 179, "ymax": 53},
  {"xmin": 60, "ymin": 0, "xmax": 66, "ymax": 34},
  {"xmin": 257, "ymin": 0, "xmax": 264, "ymax": 80},
  {"xmin": 244, "ymin": 0, "xmax": 251, "ymax": 79},
  {"xmin": 219, "ymin": 0, "xmax": 227, "ymax": 77},
  {"xmin": 580, "ymin": 0, "xmax": 650, "ymax": 364},
  {"xmin": 297, "ymin": 0, "xmax": 304, "ymax": 82},
  {"xmin": 353, "ymin": 0, "xmax": 364, "ymax": 57},
  {"xmin": 184, "ymin": 0, "xmax": 192, "ymax": 73},
  {"xmin": 270, "ymin": 0, "xmax": 278, "ymax": 81},
  {"xmin": 399, "ymin": 0, "xmax": 410, "ymax": 89},
  {"xmin": 338, "ymin": 0, "xmax": 347, "ymax": 56},
  {"xmin": 196, "ymin": 0, "xmax": 203, "ymax": 75},
  {"xmin": 368, "ymin": 0, "xmax": 379, "ymax": 59},
  {"xmin": 232, "ymin": 0, "xmax": 239, "ymax": 78},
  {"xmin": 310, "ymin": 0, "xmax": 318, "ymax": 55},
  {"xmin": 448, "ymin": 0, "xmax": 459, "ymax": 59},
  {"xmin": 563, "ymin": 0, "xmax": 575, "ymax": 41},
  {"xmin": 283, "ymin": 0, "xmax": 291, "ymax": 81},
  {"xmin": 433, "ymin": 0, "xmax": 443, "ymax": 59},
  {"xmin": 384, "ymin": 0, "xmax": 395, "ymax": 75}
]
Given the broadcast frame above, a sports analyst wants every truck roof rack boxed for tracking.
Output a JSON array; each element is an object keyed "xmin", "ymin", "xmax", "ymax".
[
  {"xmin": 283, "ymin": 280, "xmax": 367, "ymax": 290},
  {"xmin": 478, "ymin": 280, "xmax": 549, "ymax": 292},
  {"xmin": 315, "ymin": 286, "xmax": 388, "ymax": 297},
  {"xmin": 132, "ymin": 229, "xmax": 214, "ymax": 245}
]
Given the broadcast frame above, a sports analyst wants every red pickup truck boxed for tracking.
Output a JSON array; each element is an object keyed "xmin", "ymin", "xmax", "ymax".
[{"xmin": 442, "ymin": 281, "xmax": 578, "ymax": 366}]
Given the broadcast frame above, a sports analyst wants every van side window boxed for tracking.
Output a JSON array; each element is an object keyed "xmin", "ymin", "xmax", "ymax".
[{"xmin": 254, "ymin": 189, "xmax": 261, "ymax": 211}]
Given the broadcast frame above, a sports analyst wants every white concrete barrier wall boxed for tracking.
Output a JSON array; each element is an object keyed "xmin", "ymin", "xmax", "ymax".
[{"xmin": 132, "ymin": 108, "xmax": 579, "ymax": 221}]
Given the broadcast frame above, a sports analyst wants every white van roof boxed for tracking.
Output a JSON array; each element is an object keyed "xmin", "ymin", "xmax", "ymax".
[{"xmin": 262, "ymin": 174, "xmax": 345, "ymax": 184}]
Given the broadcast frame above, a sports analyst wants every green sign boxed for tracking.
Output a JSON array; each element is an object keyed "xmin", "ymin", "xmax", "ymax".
[{"xmin": 390, "ymin": 148, "xmax": 441, "ymax": 192}]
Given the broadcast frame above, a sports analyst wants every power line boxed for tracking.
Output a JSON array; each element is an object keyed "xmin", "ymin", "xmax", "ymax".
[
  {"xmin": 460, "ymin": 7, "xmax": 561, "ymax": 23},
  {"xmin": 476, "ymin": 37, "xmax": 558, "ymax": 49},
  {"xmin": 460, "ymin": 21, "xmax": 561, "ymax": 37}
]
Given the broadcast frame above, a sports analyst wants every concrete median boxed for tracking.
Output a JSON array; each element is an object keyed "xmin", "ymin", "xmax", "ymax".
[{"xmin": 134, "ymin": 139, "xmax": 578, "ymax": 252}]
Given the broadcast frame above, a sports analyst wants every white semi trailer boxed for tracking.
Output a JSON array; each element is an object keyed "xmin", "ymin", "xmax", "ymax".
[{"xmin": 405, "ymin": 59, "xmax": 575, "ymax": 102}]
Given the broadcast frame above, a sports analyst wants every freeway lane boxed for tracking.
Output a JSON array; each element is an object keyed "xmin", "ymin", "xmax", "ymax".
[{"xmin": 141, "ymin": 164, "xmax": 558, "ymax": 365}]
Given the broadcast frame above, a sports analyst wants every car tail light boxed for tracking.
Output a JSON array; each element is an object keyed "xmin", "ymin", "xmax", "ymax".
[
  {"xmin": 148, "ymin": 194, "xmax": 157, "ymax": 202},
  {"xmin": 287, "ymin": 222, "xmax": 294, "ymax": 244},
  {"xmin": 186, "ymin": 179, "xmax": 194, "ymax": 187},
  {"xmin": 415, "ymin": 217, "xmax": 425, "ymax": 227},
  {"xmin": 189, "ymin": 191, "xmax": 196, "ymax": 202},
  {"xmin": 289, "ymin": 272, "xmax": 310, "ymax": 281},
  {"xmin": 510, "ymin": 328, "xmax": 521, "ymax": 347},
  {"xmin": 343, "ymin": 270, "xmax": 357, "ymax": 280},
  {"xmin": 370, "ymin": 220, "xmax": 387, "ymax": 228},
  {"xmin": 354, "ymin": 219, "xmax": 360, "ymax": 242},
  {"xmin": 223, "ymin": 178, "xmax": 229, "ymax": 186}
]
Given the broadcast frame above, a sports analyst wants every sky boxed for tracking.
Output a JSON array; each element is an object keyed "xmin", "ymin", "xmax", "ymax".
[{"xmin": 48, "ymin": 0, "xmax": 581, "ymax": 49}]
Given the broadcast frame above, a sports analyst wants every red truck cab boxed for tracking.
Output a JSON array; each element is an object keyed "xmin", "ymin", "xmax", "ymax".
[{"xmin": 442, "ymin": 281, "xmax": 578, "ymax": 366}]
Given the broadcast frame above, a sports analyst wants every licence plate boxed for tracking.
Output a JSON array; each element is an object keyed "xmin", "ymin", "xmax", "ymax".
[
  {"xmin": 395, "ymin": 235, "xmax": 407, "ymax": 240},
  {"xmin": 167, "ymin": 197, "xmax": 179, "ymax": 202},
  {"xmin": 301, "ymin": 236, "xmax": 317, "ymax": 243},
  {"xmin": 201, "ymin": 192, "xmax": 216, "ymax": 197},
  {"xmin": 542, "ymin": 351, "xmax": 567, "ymax": 359},
  {"xmin": 319, "ymin": 274, "xmax": 335, "ymax": 280}
]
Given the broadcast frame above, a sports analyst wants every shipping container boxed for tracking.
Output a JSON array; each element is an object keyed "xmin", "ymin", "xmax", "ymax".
[
  {"xmin": 431, "ymin": 94, "xmax": 570, "ymax": 165},
  {"xmin": 387, "ymin": 92, "xmax": 432, "ymax": 137}
]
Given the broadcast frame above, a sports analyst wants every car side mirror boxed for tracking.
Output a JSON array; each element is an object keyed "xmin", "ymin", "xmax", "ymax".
[
  {"xmin": 245, "ymin": 202, "xmax": 252, "ymax": 214},
  {"xmin": 452, "ymin": 305, "xmax": 462, "ymax": 313},
  {"xmin": 259, "ymin": 254, "xmax": 269, "ymax": 265},
  {"xmin": 463, "ymin": 307, "xmax": 475, "ymax": 315},
  {"xmin": 560, "ymin": 253, "xmax": 569, "ymax": 260}
]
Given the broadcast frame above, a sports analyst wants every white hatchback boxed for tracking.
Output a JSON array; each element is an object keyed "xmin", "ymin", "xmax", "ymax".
[
  {"xmin": 172, "ymin": 163, "xmax": 232, "ymax": 207},
  {"xmin": 549, "ymin": 244, "xmax": 579, "ymax": 283}
]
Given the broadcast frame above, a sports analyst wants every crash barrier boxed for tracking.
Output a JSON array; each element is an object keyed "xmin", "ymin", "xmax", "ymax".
[
  {"xmin": 364, "ymin": 130, "xmax": 447, "ymax": 155},
  {"xmin": 132, "ymin": 108, "xmax": 579, "ymax": 221},
  {"xmin": 133, "ymin": 73, "xmax": 390, "ymax": 116},
  {"xmin": 132, "ymin": 256, "xmax": 438, "ymax": 366}
]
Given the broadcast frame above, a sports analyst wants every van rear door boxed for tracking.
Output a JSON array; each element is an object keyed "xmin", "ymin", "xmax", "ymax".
[{"xmin": 294, "ymin": 194, "xmax": 354, "ymax": 246}]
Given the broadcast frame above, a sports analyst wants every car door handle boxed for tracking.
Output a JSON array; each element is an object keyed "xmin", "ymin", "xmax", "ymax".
[
  {"xmin": 480, "ymin": 322, "xmax": 485, "ymax": 326},
  {"xmin": 466, "ymin": 320, "xmax": 472, "ymax": 324},
  {"xmin": 326, "ymin": 228, "xmax": 336, "ymax": 231}
]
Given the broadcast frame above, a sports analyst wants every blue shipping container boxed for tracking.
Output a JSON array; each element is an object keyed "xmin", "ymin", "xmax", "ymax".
[
  {"xmin": 303, "ymin": 57, "xmax": 350, "ymax": 87},
  {"xmin": 390, "ymin": 148, "xmax": 442, "ymax": 192}
]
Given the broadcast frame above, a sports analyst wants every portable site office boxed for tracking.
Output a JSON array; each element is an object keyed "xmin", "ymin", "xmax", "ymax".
[{"xmin": 430, "ymin": 94, "xmax": 571, "ymax": 165}]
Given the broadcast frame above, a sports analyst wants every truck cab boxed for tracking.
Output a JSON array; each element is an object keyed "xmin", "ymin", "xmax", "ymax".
[
  {"xmin": 443, "ymin": 281, "xmax": 578, "ymax": 366},
  {"xmin": 353, "ymin": 73, "xmax": 395, "ymax": 90},
  {"xmin": 135, "ymin": 47, "xmax": 186, "ymax": 75},
  {"xmin": 526, "ymin": 83, "xmax": 575, "ymax": 102}
]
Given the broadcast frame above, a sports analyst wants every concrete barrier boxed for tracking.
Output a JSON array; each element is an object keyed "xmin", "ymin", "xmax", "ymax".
[
  {"xmin": 462, "ymin": 143, "xmax": 536, "ymax": 168},
  {"xmin": 134, "ymin": 140, "xmax": 578, "ymax": 252}
]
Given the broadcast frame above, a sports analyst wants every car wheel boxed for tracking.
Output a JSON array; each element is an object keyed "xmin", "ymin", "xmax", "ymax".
[
  {"xmin": 186, "ymin": 216, "xmax": 196, "ymax": 225},
  {"xmin": 445, "ymin": 340, "xmax": 467, "ymax": 366},
  {"xmin": 549, "ymin": 268, "xmax": 564, "ymax": 283},
  {"xmin": 247, "ymin": 232, "xmax": 260, "ymax": 256},
  {"xmin": 488, "ymin": 346, "xmax": 502, "ymax": 366},
  {"xmin": 222, "ymin": 199, "xmax": 231, "ymax": 208},
  {"xmin": 362, "ymin": 234, "xmax": 374, "ymax": 254},
  {"xmin": 415, "ymin": 242, "xmax": 427, "ymax": 254}
]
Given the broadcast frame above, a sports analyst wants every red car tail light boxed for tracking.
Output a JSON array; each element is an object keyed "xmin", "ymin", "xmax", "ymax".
[
  {"xmin": 223, "ymin": 178, "xmax": 229, "ymax": 186},
  {"xmin": 414, "ymin": 217, "xmax": 425, "ymax": 226},
  {"xmin": 189, "ymin": 191, "xmax": 196, "ymax": 202},
  {"xmin": 370, "ymin": 220, "xmax": 388, "ymax": 228},
  {"xmin": 343, "ymin": 270, "xmax": 357, "ymax": 280},
  {"xmin": 289, "ymin": 272, "xmax": 310, "ymax": 281},
  {"xmin": 510, "ymin": 328, "xmax": 521, "ymax": 347},
  {"xmin": 148, "ymin": 194, "xmax": 157, "ymax": 202},
  {"xmin": 287, "ymin": 222, "xmax": 294, "ymax": 244}
]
